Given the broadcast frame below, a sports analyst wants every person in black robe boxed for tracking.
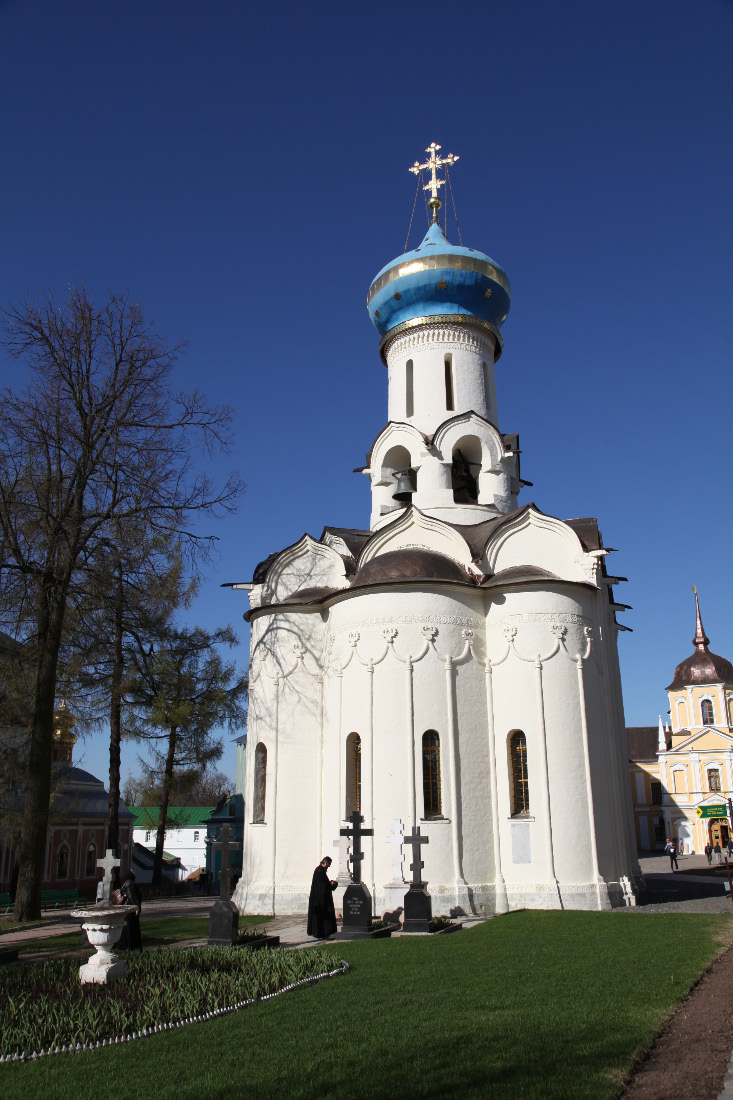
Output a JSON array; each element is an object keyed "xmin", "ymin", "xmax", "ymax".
[
  {"xmin": 119, "ymin": 869, "xmax": 143, "ymax": 950},
  {"xmin": 306, "ymin": 857, "xmax": 337, "ymax": 939}
]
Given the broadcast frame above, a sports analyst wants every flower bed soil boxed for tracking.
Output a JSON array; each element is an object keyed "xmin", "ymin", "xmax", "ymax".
[{"xmin": 619, "ymin": 941, "xmax": 733, "ymax": 1100}]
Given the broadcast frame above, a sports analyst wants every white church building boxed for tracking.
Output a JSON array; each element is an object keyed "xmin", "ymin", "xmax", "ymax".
[{"xmin": 230, "ymin": 145, "xmax": 641, "ymax": 917}]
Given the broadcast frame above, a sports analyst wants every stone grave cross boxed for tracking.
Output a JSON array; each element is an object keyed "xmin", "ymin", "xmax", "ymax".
[
  {"xmin": 96, "ymin": 848, "xmax": 121, "ymax": 904},
  {"xmin": 385, "ymin": 818, "xmax": 405, "ymax": 883},
  {"xmin": 211, "ymin": 825, "xmax": 242, "ymax": 899},
  {"xmin": 332, "ymin": 835, "xmax": 352, "ymax": 886},
  {"xmin": 403, "ymin": 826, "xmax": 429, "ymax": 887},
  {"xmin": 340, "ymin": 811, "xmax": 373, "ymax": 885}
]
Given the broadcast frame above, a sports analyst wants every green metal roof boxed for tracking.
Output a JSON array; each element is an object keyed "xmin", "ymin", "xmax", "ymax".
[{"xmin": 129, "ymin": 806, "xmax": 215, "ymax": 829}]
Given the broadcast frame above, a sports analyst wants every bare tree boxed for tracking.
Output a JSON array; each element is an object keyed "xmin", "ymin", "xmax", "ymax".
[
  {"xmin": 124, "ymin": 625, "xmax": 246, "ymax": 884},
  {"xmin": 122, "ymin": 766, "xmax": 234, "ymax": 809},
  {"xmin": 0, "ymin": 288, "xmax": 243, "ymax": 919}
]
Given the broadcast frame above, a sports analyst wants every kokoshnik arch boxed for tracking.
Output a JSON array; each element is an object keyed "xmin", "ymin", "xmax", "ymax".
[{"xmin": 226, "ymin": 144, "xmax": 642, "ymax": 915}]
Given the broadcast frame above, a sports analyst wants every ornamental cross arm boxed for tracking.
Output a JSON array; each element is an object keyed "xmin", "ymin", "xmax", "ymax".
[{"xmin": 408, "ymin": 142, "xmax": 460, "ymax": 206}]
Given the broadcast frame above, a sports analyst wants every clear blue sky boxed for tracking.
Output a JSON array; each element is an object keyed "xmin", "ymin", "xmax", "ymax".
[{"xmin": 1, "ymin": 0, "xmax": 732, "ymax": 787}]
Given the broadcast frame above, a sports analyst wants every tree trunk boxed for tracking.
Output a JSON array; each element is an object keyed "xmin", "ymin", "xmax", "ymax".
[
  {"xmin": 107, "ymin": 565, "xmax": 124, "ymax": 856},
  {"xmin": 13, "ymin": 586, "xmax": 67, "ymax": 921},
  {"xmin": 152, "ymin": 724, "xmax": 177, "ymax": 886}
]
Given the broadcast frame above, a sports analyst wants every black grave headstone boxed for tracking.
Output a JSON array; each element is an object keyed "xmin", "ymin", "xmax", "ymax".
[
  {"xmin": 208, "ymin": 824, "xmax": 242, "ymax": 946},
  {"xmin": 402, "ymin": 826, "xmax": 432, "ymax": 933},
  {"xmin": 335, "ymin": 811, "xmax": 374, "ymax": 939}
]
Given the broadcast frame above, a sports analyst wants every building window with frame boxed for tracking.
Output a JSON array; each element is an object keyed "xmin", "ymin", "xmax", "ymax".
[
  {"xmin": 708, "ymin": 768, "xmax": 722, "ymax": 793},
  {"xmin": 405, "ymin": 359, "xmax": 414, "ymax": 418},
  {"xmin": 84, "ymin": 843, "xmax": 96, "ymax": 878},
  {"xmin": 194, "ymin": 830, "xmax": 200, "ymax": 843},
  {"xmin": 651, "ymin": 781, "xmax": 663, "ymax": 805},
  {"xmin": 422, "ymin": 730, "xmax": 442, "ymax": 818},
  {"xmin": 57, "ymin": 844, "xmax": 69, "ymax": 880},
  {"xmin": 345, "ymin": 732, "xmax": 362, "ymax": 818},
  {"xmin": 701, "ymin": 698, "xmax": 715, "ymax": 725},
  {"xmin": 145, "ymin": 830, "xmax": 151, "ymax": 842},
  {"xmin": 253, "ymin": 742, "xmax": 267, "ymax": 823},
  {"xmin": 510, "ymin": 731, "xmax": 530, "ymax": 815}
]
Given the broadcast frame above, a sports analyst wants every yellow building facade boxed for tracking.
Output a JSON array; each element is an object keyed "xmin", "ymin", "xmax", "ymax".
[{"xmin": 628, "ymin": 595, "xmax": 733, "ymax": 853}]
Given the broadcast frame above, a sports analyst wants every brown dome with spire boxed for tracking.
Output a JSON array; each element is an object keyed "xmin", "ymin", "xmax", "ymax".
[{"xmin": 666, "ymin": 591, "xmax": 733, "ymax": 690}]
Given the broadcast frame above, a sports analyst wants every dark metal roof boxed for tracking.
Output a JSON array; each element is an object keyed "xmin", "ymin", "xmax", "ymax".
[
  {"xmin": 320, "ymin": 527, "xmax": 371, "ymax": 557},
  {"xmin": 564, "ymin": 517, "xmax": 601, "ymax": 552},
  {"xmin": 280, "ymin": 586, "xmax": 343, "ymax": 605},
  {"xmin": 626, "ymin": 727, "xmax": 661, "ymax": 760},
  {"xmin": 352, "ymin": 548, "xmax": 473, "ymax": 588},
  {"xmin": 667, "ymin": 648, "xmax": 733, "ymax": 691}
]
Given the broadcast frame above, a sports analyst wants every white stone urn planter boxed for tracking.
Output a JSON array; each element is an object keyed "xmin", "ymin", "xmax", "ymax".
[{"xmin": 71, "ymin": 905, "xmax": 136, "ymax": 985}]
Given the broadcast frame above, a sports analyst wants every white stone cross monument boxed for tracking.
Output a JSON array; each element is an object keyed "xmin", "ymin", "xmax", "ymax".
[
  {"xmin": 332, "ymin": 835, "xmax": 353, "ymax": 886},
  {"xmin": 96, "ymin": 848, "xmax": 121, "ymax": 905},
  {"xmin": 383, "ymin": 818, "xmax": 406, "ymax": 915}
]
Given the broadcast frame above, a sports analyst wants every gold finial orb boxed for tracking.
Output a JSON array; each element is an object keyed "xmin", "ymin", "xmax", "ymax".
[{"xmin": 409, "ymin": 142, "xmax": 460, "ymax": 221}]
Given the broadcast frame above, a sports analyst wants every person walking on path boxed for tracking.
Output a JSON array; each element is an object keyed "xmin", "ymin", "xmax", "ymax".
[
  {"xmin": 306, "ymin": 857, "xmax": 338, "ymax": 939},
  {"xmin": 715, "ymin": 841, "xmax": 723, "ymax": 865},
  {"xmin": 705, "ymin": 843, "xmax": 713, "ymax": 865},
  {"xmin": 119, "ymin": 869, "xmax": 143, "ymax": 949},
  {"xmin": 665, "ymin": 838, "xmax": 679, "ymax": 870}
]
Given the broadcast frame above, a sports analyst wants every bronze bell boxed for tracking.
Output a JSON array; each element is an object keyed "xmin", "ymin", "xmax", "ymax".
[{"xmin": 392, "ymin": 468, "xmax": 415, "ymax": 502}]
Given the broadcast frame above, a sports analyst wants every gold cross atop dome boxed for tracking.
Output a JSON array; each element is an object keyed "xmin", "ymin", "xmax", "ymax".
[{"xmin": 410, "ymin": 142, "xmax": 459, "ymax": 221}]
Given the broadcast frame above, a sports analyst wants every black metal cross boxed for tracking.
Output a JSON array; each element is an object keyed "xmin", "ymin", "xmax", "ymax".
[
  {"xmin": 404, "ymin": 826, "xmax": 429, "ymax": 886},
  {"xmin": 340, "ymin": 811, "xmax": 374, "ymax": 885},
  {"xmin": 211, "ymin": 824, "xmax": 242, "ymax": 900}
]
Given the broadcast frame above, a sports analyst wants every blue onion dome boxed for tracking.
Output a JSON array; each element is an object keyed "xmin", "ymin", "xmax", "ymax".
[{"xmin": 367, "ymin": 221, "xmax": 511, "ymax": 359}]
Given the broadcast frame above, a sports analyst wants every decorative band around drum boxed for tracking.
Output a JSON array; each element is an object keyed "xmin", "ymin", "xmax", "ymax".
[{"xmin": 378, "ymin": 315, "xmax": 504, "ymax": 365}]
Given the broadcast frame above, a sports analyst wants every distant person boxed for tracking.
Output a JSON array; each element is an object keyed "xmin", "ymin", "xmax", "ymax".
[
  {"xmin": 715, "ymin": 841, "xmax": 723, "ymax": 865},
  {"xmin": 705, "ymin": 843, "xmax": 713, "ymax": 865},
  {"xmin": 678, "ymin": 839, "xmax": 685, "ymax": 855},
  {"xmin": 307, "ymin": 856, "xmax": 338, "ymax": 940},
  {"xmin": 665, "ymin": 838, "xmax": 678, "ymax": 870},
  {"xmin": 727, "ymin": 839, "xmax": 733, "ymax": 860},
  {"xmin": 120, "ymin": 869, "xmax": 143, "ymax": 949}
]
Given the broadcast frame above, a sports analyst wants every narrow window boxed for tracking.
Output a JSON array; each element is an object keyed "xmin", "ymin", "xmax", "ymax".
[
  {"xmin": 701, "ymin": 698, "xmax": 715, "ymax": 725},
  {"xmin": 650, "ymin": 781, "xmax": 663, "ymax": 805},
  {"xmin": 145, "ymin": 830, "xmax": 151, "ymax": 842},
  {"xmin": 194, "ymin": 831, "xmax": 200, "ymax": 843},
  {"xmin": 253, "ymin": 742, "xmax": 267, "ymax": 823},
  {"xmin": 85, "ymin": 843, "xmax": 96, "ymax": 878},
  {"xmin": 444, "ymin": 357, "xmax": 454, "ymax": 411},
  {"xmin": 511, "ymin": 731, "xmax": 530, "ymax": 815},
  {"xmin": 405, "ymin": 359, "xmax": 414, "ymax": 418},
  {"xmin": 708, "ymin": 768, "xmax": 721, "ymax": 793},
  {"xmin": 422, "ymin": 731, "xmax": 442, "ymax": 817},
  {"xmin": 345, "ymin": 732, "xmax": 361, "ymax": 817},
  {"xmin": 57, "ymin": 844, "xmax": 69, "ymax": 880}
]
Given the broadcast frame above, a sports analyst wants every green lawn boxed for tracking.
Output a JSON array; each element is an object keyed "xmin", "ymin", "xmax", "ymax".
[
  {"xmin": 0, "ymin": 911, "xmax": 729, "ymax": 1100},
  {"xmin": 10, "ymin": 915, "xmax": 272, "ymax": 955}
]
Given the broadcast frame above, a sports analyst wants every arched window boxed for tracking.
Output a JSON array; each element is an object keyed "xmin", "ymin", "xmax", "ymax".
[
  {"xmin": 253, "ymin": 742, "xmax": 267, "ymax": 824},
  {"xmin": 422, "ymin": 731, "xmax": 442, "ymax": 817},
  {"xmin": 444, "ymin": 356, "xmax": 455, "ymax": 411},
  {"xmin": 405, "ymin": 359, "xmax": 414, "ymax": 418},
  {"xmin": 701, "ymin": 698, "xmax": 715, "ymax": 725},
  {"xmin": 708, "ymin": 768, "xmax": 721, "ymax": 793},
  {"xmin": 345, "ymin": 733, "xmax": 362, "ymax": 817},
  {"xmin": 727, "ymin": 696, "xmax": 733, "ymax": 726},
  {"xmin": 85, "ymin": 843, "xmax": 96, "ymax": 878},
  {"xmin": 510, "ymin": 731, "xmax": 530, "ymax": 815},
  {"xmin": 57, "ymin": 844, "xmax": 69, "ymax": 880}
]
